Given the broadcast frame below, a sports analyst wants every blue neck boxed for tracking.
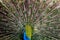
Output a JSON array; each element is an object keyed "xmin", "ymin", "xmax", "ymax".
[{"xmin": 24, "ymin": 32, "xmax": 30, "ymax": 40}]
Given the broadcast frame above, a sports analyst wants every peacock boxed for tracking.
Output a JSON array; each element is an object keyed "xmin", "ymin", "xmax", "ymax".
[{"xmin": 0, "ymin": 0, "xmax": 60, "ymax": 40}]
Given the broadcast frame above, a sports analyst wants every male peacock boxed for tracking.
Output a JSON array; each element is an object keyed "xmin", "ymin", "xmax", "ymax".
[{"xmin": 0, "ymin": 0, "xmax": 60, "ymax": 40}]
